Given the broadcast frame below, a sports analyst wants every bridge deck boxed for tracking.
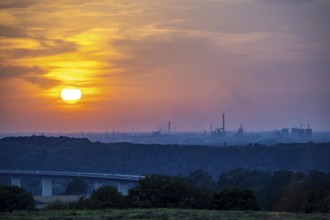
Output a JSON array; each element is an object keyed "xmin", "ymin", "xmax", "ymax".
[{"xmin": 0, "ymin": 170, "xmax": 144, "ymax": 182}]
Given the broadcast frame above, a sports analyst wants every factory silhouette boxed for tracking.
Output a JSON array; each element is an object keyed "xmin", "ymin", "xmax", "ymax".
[
  {"xmin": 83, "ymin": 113, "xmax": 316, "ymax": 146},
  {"xmin": 209, "ymin": 113, "xmax": 312, "ymax": 139},
  {"xmin": 2, "ymin": 113, "xmax": 320, "ymax": 146}
]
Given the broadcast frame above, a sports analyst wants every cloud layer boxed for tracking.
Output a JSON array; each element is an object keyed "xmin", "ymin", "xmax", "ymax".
[{"xmin": 0, "ymin": 0, "xmax": 329, "ymax": 132}]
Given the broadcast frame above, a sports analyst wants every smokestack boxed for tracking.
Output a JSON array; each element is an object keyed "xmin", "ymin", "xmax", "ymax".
[
  {"xmin": 168, "ymin": 121, "xmax": 171, "ymax": 134},
  {"xmin": 222, "ymin": 113, "xmax": 225, "ymax": 134}
]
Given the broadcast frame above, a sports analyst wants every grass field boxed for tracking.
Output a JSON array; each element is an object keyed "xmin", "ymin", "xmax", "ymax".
[{"xmin": 1, "ymin": 209, "xmax": 329, "ymax": 220}]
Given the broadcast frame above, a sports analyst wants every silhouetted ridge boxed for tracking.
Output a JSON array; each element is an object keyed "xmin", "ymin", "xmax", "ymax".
[
  {"xmin": 1, "ymin": 135, "xmax": 91, "ymax": 146},
  {"xmin": 0, "ymin": 136, "xmax": 329, "ymax": 176}
]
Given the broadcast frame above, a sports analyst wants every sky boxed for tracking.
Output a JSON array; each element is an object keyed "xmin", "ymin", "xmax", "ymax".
[{"xmin": 0, "ymin": 0, "xmax": 329, "ymax": 132}]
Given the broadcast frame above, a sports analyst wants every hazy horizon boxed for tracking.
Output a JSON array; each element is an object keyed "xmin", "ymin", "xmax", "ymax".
[{"xmin": 1, "ymin": 0, "xmax": 329, "ymax": 132}]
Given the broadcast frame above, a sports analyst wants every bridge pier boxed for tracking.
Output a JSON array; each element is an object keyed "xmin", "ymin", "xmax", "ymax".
[
  {"xmin": 117, "ymin": 182, "xmax": 129, "ymax": 195},
  {"xmin": 42, "ymin": 178, "xmax": 52, "ymax": 196},
  {"xmin": 93, "ymin": 180, "xmax": 105, "ymax": 191},
  {"xmin": 11, "ymin": 177, "xmax": 21, "ymax": 187}
]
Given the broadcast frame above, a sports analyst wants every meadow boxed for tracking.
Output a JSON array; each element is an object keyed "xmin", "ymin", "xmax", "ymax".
[{"xmin": 1, "ymin": 209, "xmax": 330, "ymax": 220}]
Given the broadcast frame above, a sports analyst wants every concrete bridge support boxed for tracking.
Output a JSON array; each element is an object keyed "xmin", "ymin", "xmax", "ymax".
[
  {"xmin": 117, "ymin": 182, "xmax": 130, "ymax": 195},
  {"xmin": 42, "ymin": 178, "xmax": 52, "ymax": 196},
  {"xmin": 93, "ymin": 181, "xmax": 106, "ymax": 191},
  {"xmin": 11, "ymin": 177, "xmax": 21, "ymax": 187}
]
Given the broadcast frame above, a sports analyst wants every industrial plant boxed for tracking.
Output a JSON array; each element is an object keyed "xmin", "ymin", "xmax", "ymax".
[
  {"xmin": 2, "ymin": 112, "xmax": 323, "ymax": 147},
  {"xmin": 212, "ymin": 113, "xmax": 226, "ymax": 136},
  {"xmin": 272, "ymin": 124, "xmax": 313, "ymax": 138}
]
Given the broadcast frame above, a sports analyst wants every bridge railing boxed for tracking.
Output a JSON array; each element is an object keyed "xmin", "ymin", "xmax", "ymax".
[
  {"xmin": 0, "ymin": 170, "xmax": 145, "ymax": 181},
  {"xmin": 0, "ymin": 170, "xmax": 145, "ymax": 196}
]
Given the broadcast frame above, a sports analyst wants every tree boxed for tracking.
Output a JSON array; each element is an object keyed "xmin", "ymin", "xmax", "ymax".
[
  {"xmin": 268, "ymin": 171, "xmax": 306, "ymax": 212},
  {"xmin": 305, "ymin": 189, "xmax": 330, "ymax": 213},
  {"xmin": 0, "ymin": 184, "xmax": 35, "ymax": 212},
  {"xmin": 217, "ymin": 168, "xmax": 271, "ymax": 190},
  {"xmin": 89, "ymin": 186, "xmax": 123, "ymax": 209},
  {"xmin": 128, "ymin": 174, "xmax": 203, "ymax": 208},
  {"xmin": 187, "ymin": 188, "xmax": 214, "ymax": 209},
  {"xmin": 217, "ymin": 168, "xmax": 271, "ymax": 210},
  {"xmin": 212, "ymin": 187, "xmax": 259, "ymax": 211},
  {"xmin": 188, "ymin": 170, "xmax": 216, "ymax": 190},
  {"xmin": 64, "ymin": 178, "xmax": 87, "ymax": 195},
  {"xmin": 264, "ymin": 170, "xmax": 294, "ymax": 211},
  {"xmin": 304, "ymin": 171, "xmax": 330, "ymax": 191}
]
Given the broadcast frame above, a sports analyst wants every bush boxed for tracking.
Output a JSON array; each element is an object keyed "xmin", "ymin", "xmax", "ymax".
[
  {"xmin": 128, "ymin": 174, "xmax": 211, "ymax": 209},
  {"xmin": 45, "ymin": 200, "xmax": 67, "ymax": 210},
  {"xmin": 305, "ymin": 189, "xmax": 330, "ymax": 213},
  {"xmin": 45, "ymin": 197, "xmax": 91, "ymax": 210},
  {"xmin": 89, "ymin": 186, "xmax": 124, "ymax": 209},
  {"xmin": 212, "ymin": 187, "xmax": 260, "ymax": 211},
  {"xmin": 0, "ymin": 184, "xmax": 35, "ymax": 212}
]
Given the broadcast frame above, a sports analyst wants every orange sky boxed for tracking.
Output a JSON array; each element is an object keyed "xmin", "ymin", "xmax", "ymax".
[{"xmin": 1, "ymin": 0, "xmax": 329, "ymax": 132}]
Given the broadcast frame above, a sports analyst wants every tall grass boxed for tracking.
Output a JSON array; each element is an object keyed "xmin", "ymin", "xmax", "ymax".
[{"xmin": 1, "ymin": 209, "xmax": 330, "ymax": 220}]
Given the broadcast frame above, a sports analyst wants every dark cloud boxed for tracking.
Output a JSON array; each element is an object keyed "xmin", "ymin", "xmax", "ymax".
[
  {"xmin": 258, "ymin": 0, "xmax": 324, "ymax": 6},
  {"xmin": 0, "ymin": 65, "xmax": 44, "ymax": 78},
  {"xmin": 23, "ymin": 75, "xmax": 60, "ymax": 88},
  {"xmin": 6, "ymin": 39, "xmax": 77, "ymax": 58},
  {"xmin": 0, "ymin": 0, "xmax": 40, "ymax": 9},
  {"xmin": 0, "ymin": 65, "xmax": 60, "ymax": 88},
  {"xmin": 0, "ymin": 25, "xmax": 28, "ymax": 38}
]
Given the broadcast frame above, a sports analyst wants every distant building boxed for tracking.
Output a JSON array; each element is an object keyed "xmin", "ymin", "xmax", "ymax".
[
  {"xmin": 291, "ymin": 128, "xmax": 299, "ymax": 137},
  {"xmin": 291, "ymin": 127, "xmax": 307, "ymax": 138},
  {"xmin": 297, "ymin": 128, "xmax": 305, "ymax": 137},
  {"xmin": 305, "ymin": 124, "xmax": 312, "ymax": 137},
  {"xmin": 234, "ymin": 123, "xmax": 244, "ymax": 137},
  {"xmin": 281, "ymin": 128, "xmax": 289, "ymax": 137},
  {"xmin": 212, "ymin": 113, "xmax": 225, "ymax": 137},
  {"xmin": 212, "ymin": 128, "xmax": 225, "ymax": 136},
  {"xmin": 271, "ymin": 130, "xmax": 281, "ymax": 138},
  {"xmin": 291, "ymin": 128, "xmax": 312, "ymax": 138},
  {"xmin": 151, "ymin": 130, "xmax": 161, "ymax": 136}
]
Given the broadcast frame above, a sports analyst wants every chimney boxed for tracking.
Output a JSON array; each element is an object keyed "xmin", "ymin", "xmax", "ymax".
[{"xmin": 222, "ymin": 113, "xmax": 225, "ymax": 134}]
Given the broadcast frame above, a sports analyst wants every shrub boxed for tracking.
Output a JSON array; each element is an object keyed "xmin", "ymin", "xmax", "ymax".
[
  {"xmin": 0, "ymin": 184, "xmax": 35, "ymax": 212},
  {"xmin": 212, "ymin": 187, "xmax": 259, "ymax": 211}
]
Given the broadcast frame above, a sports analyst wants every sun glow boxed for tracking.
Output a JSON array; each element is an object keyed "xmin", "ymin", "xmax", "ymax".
[{"xmin": 60, "ymin": 88, "xmax": 82, "ymax": 104}]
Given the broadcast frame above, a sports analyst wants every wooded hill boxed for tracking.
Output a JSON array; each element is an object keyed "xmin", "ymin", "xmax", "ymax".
[{"xmin": 0, "ymin": 136, "xmax": 329, "ymax": 177}]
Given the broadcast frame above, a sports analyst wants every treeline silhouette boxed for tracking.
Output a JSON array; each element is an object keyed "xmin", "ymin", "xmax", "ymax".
[
  {"xmin": 0, "ymin": 136, "xmax": 330, "ymax": 177},
  {"xmin": 216, "ymin": 168, "xmax": 330, "ymax": 212},
  {"xmin": 1, "ymin": 136, "xmax": 330, "ymax": 212},
  {"xmin": 46, "ymin": 169, "xmax": 330, "ymax": 213},
  {"xmin": 1, "ymin": 169, "xmax": 329, "ymax": 213}
]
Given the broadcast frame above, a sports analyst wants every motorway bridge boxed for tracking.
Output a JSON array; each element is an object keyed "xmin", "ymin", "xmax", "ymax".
[{"xmin": 0, "ymin": 170, "xmax": 145, "ymax": 196}]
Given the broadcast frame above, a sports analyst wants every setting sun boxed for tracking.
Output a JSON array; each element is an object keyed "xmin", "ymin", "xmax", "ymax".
[{"xmin": 60, "ymin": 88, "xmax": 82, "ymax": 104}]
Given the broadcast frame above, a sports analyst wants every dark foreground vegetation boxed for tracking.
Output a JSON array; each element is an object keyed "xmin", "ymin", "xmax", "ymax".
[
  {"xmin": 1, "ymin": 136, "xmax": 330, "ymax": 215},
  {"xmin": 1, "ymin": 136, "xmax": 330, "ymax": 177},
  {"xmin": 1, "ymin": 169, "xmax": 330, "ymax": 213},
  {"xmin": 45, "ymin": 170, "xmax": 330, "ymax": 213},
  {"xmin": 2, "ymin": 209, "xmax": 330, "ymax": 220},
  {"xmin": 0, "ymin": 184, "xmax": 35, "ymax": 212}
]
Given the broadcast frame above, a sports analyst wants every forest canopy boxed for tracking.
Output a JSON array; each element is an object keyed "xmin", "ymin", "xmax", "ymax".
[{"xmin": 0, "ymin": 136, "xmax": 329, "ymax": 177}]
